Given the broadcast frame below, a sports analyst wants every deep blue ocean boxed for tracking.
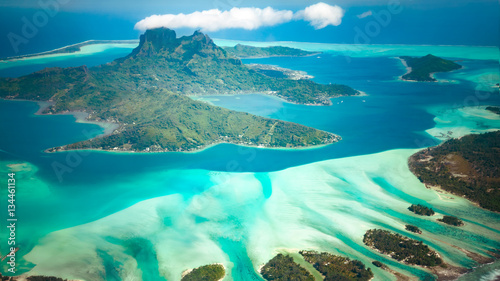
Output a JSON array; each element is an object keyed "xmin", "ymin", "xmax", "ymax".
[{"xmin": 0, "ymin": 42, "xmax": 499, "ymax": 280}]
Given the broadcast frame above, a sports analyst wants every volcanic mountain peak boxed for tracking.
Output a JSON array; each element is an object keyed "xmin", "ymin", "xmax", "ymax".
[{"xmin": 130, "ymin": 28, "xmax": 225, "ymax": 60}]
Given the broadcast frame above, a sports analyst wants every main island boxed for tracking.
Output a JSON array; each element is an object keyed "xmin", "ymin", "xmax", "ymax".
[{"xmin": 0, "ymin": 28, "xmax": 360, "ymax": 153}]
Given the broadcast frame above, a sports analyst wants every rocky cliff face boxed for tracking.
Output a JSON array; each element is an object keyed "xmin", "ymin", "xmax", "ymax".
[
  {"xmin": 131, "ymin": 27, "xmax": 177, "ymax": 56},
  {"xmin": 128, "ymin": 28, "xmax": 240, "ymax": 65}
]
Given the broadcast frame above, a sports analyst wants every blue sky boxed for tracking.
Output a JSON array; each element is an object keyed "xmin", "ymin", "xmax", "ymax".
[
  {"xmin": 0, "ymin": 0, "xmax": 498, "ymax": 58},
  {"xmin": 1, "ymin": 0, "xmax": 496, "ymax": 14}
]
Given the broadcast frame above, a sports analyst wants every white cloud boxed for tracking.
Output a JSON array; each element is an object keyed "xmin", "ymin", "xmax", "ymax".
[
  {"xmin": 135, "ymin": 3, "xmax": 345, "ymax": 32},
  {"xmin": 135, "ymin": 7, "xmax": 293, "ymax": 32},
  {"xmin": 357, "ymin": 10, "xmax": 373, "ymax": 19},
  {"xmin": 295, "ymin": 2, "xmax": 345, "ymax": 29}
]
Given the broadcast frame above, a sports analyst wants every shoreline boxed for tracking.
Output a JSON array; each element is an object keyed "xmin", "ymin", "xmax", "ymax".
[
  {"xmin": 259, "ymin": 248, "xmax": 379, "ymax": 281},
  {"xmin": 396, "ymin": 57, "xmax": 433, "ymax": 83},
  {"xmin": 398, "ymin": 57, "xmax": 412, "ymax": 78},
  {"xmin": 247, "ymin": 63, "xmax": 315, "ymax": 80},
  {"xmin": 366, "ymin": 242, "xmax": 468, "ymax": 281},
  {"xmin": 58, "ymin": 111, "xmax": 119, "ymax": 137},
  {"xmin": 429, "ymin": 263, "xmax": 469, "ymax": 281},
  {"xmin": 214, "ymin": 38, "xmax": 497, "ymax": 48},
  {"xmin": 260, "ymin": 90, "xmax": 366, "ymax": 106},
  {"xmin": 44, "ymin": 135, "xmax": 339, "ymax": 154},
  {"xmin": 1, "ymin": 40, "xmax": 139, "ymax": 62},
  {"xmin": 408, "ymin": 125, "xmax": 500, "ymax": 215},
  {"xmin": 396, "ymin": 57, "xmax": 463, "ymax": 83},
  {"xmin": 192, "ymin": 89, "xmax": 367, "ymax": 107},
  {"xmin": 234, "ymin": 52, "xmax": 322, "ymax": 59},
  {"xmin": 181, "ymin": 263, "xmax": 226, "ymax": 281},
  {"xmin": 1, "ymin": 97, "xmax": 341, "ymax": 155},
  {"xmin": 3, "ymin": 39, "xmax": 497, "ymax": 64},
  {"xmin": 2, "ymin": 98, "xmax": 120, "ymax": 140},
  {"xmin": 32, "ymin": 101, "xmax": 120, "ymax": 138},
  {"xmin": 396, "ymin": 56, "xmax": 437, "ymax": 83}
]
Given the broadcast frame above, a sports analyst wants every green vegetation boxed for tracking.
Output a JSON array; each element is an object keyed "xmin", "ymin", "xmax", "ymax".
[
  {"xmin": 57, "ymin": 89, "xmax": 337, "ymax": 152},
  {"xmin": 0, "ymin": 28, "xmax": 355, "ymax": 152},
  {"xmin": 181, "ymin": 264, "xmax": 225, "ymax": 281},
  {"xmin": 120, "ymin": 28, "xmax": 358, "ymax": 105},
  {"xmin": 223, "ymin": 44, "xmax": 318, "ymax": 58},
  {"xmin": 409, "ymin": 131, "xmax": 500, "ymax": 212},
  {"xmin": 400, "ymin": 54, "xmax": 461, "ymax": 82},
  {"xmin": 300, "ymin": 251, "xmax": 373, "ymax": 281},
  {"xmin": 363, "ymin": 229, "xmax": 443, "ymax": 267},
  {"xmin": 0, "ymin": 275, "xmax": 66, "ymax": 281},
  {"xmin": 27, "ymin": 277, "xmax": 66, "ymax": 281},
  {"xmin": 486, "ymin": 106, "xmax": 500, "ymax": 115},
  {"xmin": 408, "ymin": 204, "xmax": 435, "ymax": 216},
  {"xmin": 247, "ymin": 64, "xmax": 312, "ymax": 80},
  {"xmin": 438, "ymin": 215, "xmax": 464, "ymax": 226},
  {"xmin": 260, "ymin": 253, "xmax": 314, "ymax": 281},
  {"xmin": 405, "ymin": 224, "xmax": 422, "ymax": 234}
]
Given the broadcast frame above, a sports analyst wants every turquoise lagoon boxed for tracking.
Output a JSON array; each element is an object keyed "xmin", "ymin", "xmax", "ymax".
[
  {"xmin": 0, "ymin": 41, "xmax": 499, "ymax": 281},
  {"xmin": 0, "ymin": 42, "xmax": 138, "ymax": 78}
]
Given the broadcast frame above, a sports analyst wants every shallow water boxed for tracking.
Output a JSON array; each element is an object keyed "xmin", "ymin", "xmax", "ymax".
[
  {"xmin": 0, "ymin": 43, "xmax": 137, "ymax": 78},
  {"xmin": 214, "ymin": 39, "xmax": 499, "ymax": 60},
  {"xmin": 456, "ymin": 260, "xmax": 500, "ymax": 281},
  {"xmin": 0, "ymin": 42, "xmax": 499, "ymax": 280}
]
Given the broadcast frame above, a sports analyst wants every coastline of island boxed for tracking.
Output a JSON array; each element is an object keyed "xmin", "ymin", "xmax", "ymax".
[
  {"xmin": 397, "ymin": 57, "xmax": 417, "ymax": 81},
  {"xmin": 0, "ymin": 40, "xmax": 139, "ymax": 61},
  {"xmin": 25, "ymin": 95, "xmax": 340, "ymax": 154},
  {"xmin": 363, "ymin": 229, "xmax": 470, "ymax": 280},
  {"xmin": 32, "ymin": 100, "xmax": 120, "ymax": 138},
  {"xmin": 229, "ymin": 52, "xmax": 321, "ymax": 59},
  {"xmin": 408, "ymin": 106, "xmax": 500, "ymax": 212},
  {"xmin": 247, "ymin": 64, "xmax": 314, "ymax": 80},
  {"xmin": 3, "ymin": 99, "xmax": 121, "ymax": 140},
  {"xmin": 2, "ymin": 89, "xmax": 344, "ymax": 155},
  {"xmin": 223, "ymin": 44, "xmax": 321, "ymax": 59},
  {"xmin": 259, "ymin": 250, "xmax": 374, "ymax": 281},
  {"xmin": 191, "ymin": 91, "xmax": 367, "ymax": 109},
  {"xmin": 43, "ymin": 128, "xmax": 340, "ymax": 154},
  {"xmin": 408, "ymin": 131, "xmax": 500, "ymax": 212},
  {"xmin": 181, "ymin": 263, "xmax": 225, "ymax": 281},
  {"xmin": 398, "ymin": 54, "xmax": 462, "ymax": 82}
]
